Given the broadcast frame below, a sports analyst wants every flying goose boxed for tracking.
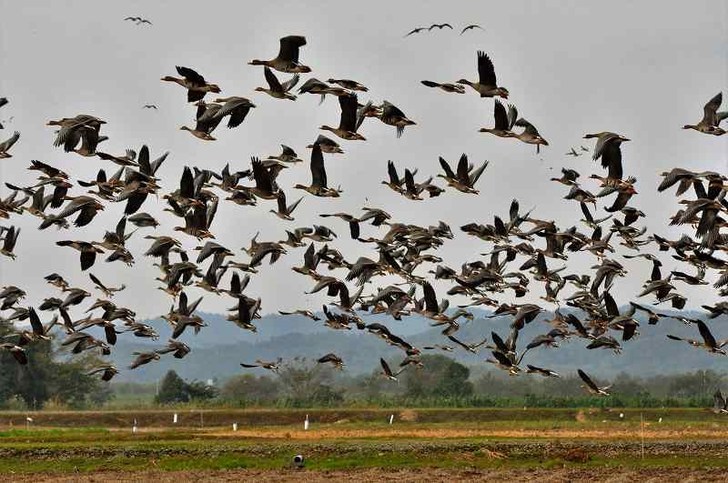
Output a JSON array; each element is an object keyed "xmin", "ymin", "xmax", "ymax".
[
  {"xmin": 320, "ymin": 93, "xmax": 366, "ymax": 140},
  {"xmin": 713, "ymin": 389, "xmax": 728, "ymax": 413},
  {"xmin": 404, "ymin": 27, "xmax": 428, "ymax": 37},
  {"xmin": 0, "ymin": 225, "xmax": 20, "ymax": 259},
  {"xmin": 421, "ymin": 80, "xmax": 465, "ymax": 94},
  {"xmin": 583, "ymin": 132, "xmax": 630, "ymax": 180},
  {"xmin": 327, "ymin": 78, "xmax": 368, "ymax": 92},
  {"xmin": 267, "ymin": 144, "xmax": 302, "ymax": 164},
  {"xmin": 249, "ymin": 35, "xmax": 311, "ymax": 73},
  {"xmin": 87, "ymin": 364, "xmax": 119, "ymax": 381},
  {"xmin": 50, "ymin": 117, "xmax": 105, "ymax": 156},
  {"xmin": 0, "ymin": 131, "xmax": 20, "ymax": 158},
  {"xmin": 457, "ymin": 51, "xmax": 509, "ymax": 98},
  {"xmin": 306, "ymin": 134, "xmax": 343, "ymax": 154},
  {"xmin": 255, "ymin": 67, "xmax": 299, "ymax": 100},
  {"xmin": 437, "ymin": 154, "xmax": 488, "ymax": 194},
  {"xmin": 271, "ymin": 190, "xmax": 303, "ymax": 220},
  {"xmin": 317, "ymin": 353, "xmax": 345, "ymax": 369},
  {"xmin": 479, "ymin": 100, "xmax": 518, "ymax": 138},
  {"xmin": 129, "ymin": 351, "xmax": 161, "ymax": 369},
  {"xmin": 378, "ymin": 101, "xmax": 416, "ymax": 137},
  {"xmin": 380, "ymin": 357, "xmax": 402, "ymax": 380},
  {"xmin": 525, "ymin": 364, "xmax": 560, "ymax": 378},
  {"xmin": 667, "ymin": 320, "xmax": 727, "ymax": 355},
  {"xmin": 161, "ymin": 66, "xmax": 221, "ymax": 102},
  {"xmin": 578, "ymin": 369, "xmax": 611, "ymax": 396},
  {"xmin": 683, "ymin": 92, "xmax": 727, "ymax": 136},
  {"xmin": 294, "ymin": 143, "xmax": 341, "ymax": 197},
  {"xmin": 0, "ymin": 343, "xmax": 27, "ymax": 364},
  {"xmin": 278, "ymin": 308, "xmax": 320, "ymax": 321},
  {"xmin": 56, "ymin": 240, "xmax": 104, "ymax": 270},
  {"xmin": 240, "ymin": 358, "xmax": 282, "ymax": 373},
  {"xmin": 89, "ymin": 273, "xmax": 125, "ymax": 297},
  {"xmin": 211, "ymin": 97, "xmax": 256, "ymax": 128},
  {"xmin": 461, "ymin": 24, "xmax": 484, "ymax": 34},
  {"xmin": 514, "ymin": 118, "xmax": 549, "ymax": 153},
  {"xmin": 180, "ymin": 101, "xmax": 223, "ymax": 141}
]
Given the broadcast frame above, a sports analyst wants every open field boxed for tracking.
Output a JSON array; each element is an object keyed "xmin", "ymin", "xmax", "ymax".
[{"xmin": 0, "ymin": 408, "xmax": 726, "ymax": 480}]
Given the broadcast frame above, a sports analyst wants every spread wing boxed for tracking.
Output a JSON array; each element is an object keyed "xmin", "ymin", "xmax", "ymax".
[
  {"xmin": 310, "ymin": 143, "xmax": 327, "ymax": 188},
  {"xmin": 176, "ymin": 66, "xmax": 205, "ymax": 86},
  {"xmin": 493, "ymin": 100, "xmax": 509, "ymax": 130},
  {"xmin": 339, "ymin": 94, "xmax": 358, "ymax": 131},
  {"xmin": 439, "ymin": 157, "xmax": 456, "ymax": 179},
  {"xmin": 578, "ymin": 369, "xmax": 598, "ymax": 391},
  {"xmin": 279, "ymin": 35, "xmax": 306, "ymax": 63},
  {"xmin": 702, "ymin": 92, "xmax": 722, "ymax": 125},
  {"xmin": 477, "ymin": 51, "xmax": 497, "ymax": 87},
  {"xmin": 264, "ymin": 66, "xmax": 283, "ymax": 91}
]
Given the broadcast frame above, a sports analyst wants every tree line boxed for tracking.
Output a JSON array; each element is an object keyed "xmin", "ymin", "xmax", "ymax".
[
  {"xmin": 150, "ymin": 355, "xmax": 724, "ymax": 409},
  {"xmin": 0, "ymin": 321, "xmax": 111, "ymax": 409}
]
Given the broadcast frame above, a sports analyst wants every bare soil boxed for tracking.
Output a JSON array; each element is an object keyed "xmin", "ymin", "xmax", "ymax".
[{"xmin": 9, "ymin": 468, "xmax": 727, "ymax": 482}]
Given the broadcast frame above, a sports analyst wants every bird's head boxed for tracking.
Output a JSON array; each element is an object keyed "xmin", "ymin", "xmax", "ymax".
[
  {"xmin": 497, "ymin": 87, "xmax": 510, "ymax": 99},
  {"xmin": 254, "ymin": 87, "xmax": 267, "ymax": 93},
  {"xmin": 209, "ymin": 84, "xmax": 221, "ymax": 93},
  {"xmin": 160, "ymin": 76, "xmax": 177, "ymax": 82}
]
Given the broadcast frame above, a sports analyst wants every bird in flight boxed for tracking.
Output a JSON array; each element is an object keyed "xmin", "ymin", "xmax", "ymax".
[
  {"xmin": 142, "ymin": 104, "xmax": 158, "ymax": 110},
  {"xmin": 428, "ymin": 23, "xmax": 453, "ymax": 30},
  {"xmin": 566, "ymin": 147, "xmax": 581, "ymax": 157},
  {"xmin": 404, "ymin": 27, "xmax": 428, "ymax": 37},
  {"xmin": 124, "ymin": 16, "xmax": 152, "ymax": 25},
  {"xmin": 460, "ymin": 24, "xmax": 483, "ymax": 34}
]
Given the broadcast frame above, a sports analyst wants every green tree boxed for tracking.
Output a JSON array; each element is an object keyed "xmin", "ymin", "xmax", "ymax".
[
  {"xmin": 0, "ymin": 321, "xmax": 111, "ymax": 409},
  {"xmin": 186, "ymin": 380, "xmax": 218, "ymax": 401},
  {"xmin": 402, "ymin": 355, "xmax": 473, "ymax": 399},
  {"xmin": 156, "ymin": 370, "xmax": 188, "ymax": 404},
  {"xmin": 277, "ymin": 357, "xmax": 343, "ymax": 406},
  {"xmin": 220, "ymin": 374, "xmax": 281, "ymax": 403},
  {"xmin": 155, "ymin": 371, "xmax": 218, "ymax": 404}
]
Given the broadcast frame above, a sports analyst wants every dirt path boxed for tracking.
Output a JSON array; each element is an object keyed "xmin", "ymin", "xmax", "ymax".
[
  {"xmin": 202, "ymin": 425, "xmax": 728, "ymax": 440},
  {"xmin": 10, "ymin": 468, "xmax": 726, "ymax": 482}
]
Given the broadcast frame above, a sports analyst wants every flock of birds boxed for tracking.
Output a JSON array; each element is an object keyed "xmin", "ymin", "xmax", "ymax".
[
  {"xmin": 405, "ymin": 23, "xmax": 484, "ymax": 37},
  {"xmin": 0, "ymin": 19, "xmax": 727, "ymax": 400}
]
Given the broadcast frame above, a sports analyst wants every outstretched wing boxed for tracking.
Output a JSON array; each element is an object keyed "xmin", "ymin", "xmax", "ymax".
[
  {"xmin": 176, "ymin": 66, "xmax": 205, "ymax": 86},
  {"xmin": 477, "ymin": 51, "xmax": 497, "ymax": 87}
]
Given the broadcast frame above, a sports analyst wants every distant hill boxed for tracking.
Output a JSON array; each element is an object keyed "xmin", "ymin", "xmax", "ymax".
[{"xmin": 108, "ymin": 308, "xmax": 726, "ymax": 383}]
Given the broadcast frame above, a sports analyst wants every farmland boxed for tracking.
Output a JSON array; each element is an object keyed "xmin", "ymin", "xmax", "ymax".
[{"xmin": 0, "ymin": 408, "xmax": 726, "ymax": 481}]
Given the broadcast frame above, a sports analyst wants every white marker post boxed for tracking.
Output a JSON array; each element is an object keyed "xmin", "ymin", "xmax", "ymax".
[
  {"xmin": 389, "ymin": 414, "xmax": 394, "ymax": 425},
  {"xmin": 173, "ymin": 413, "xmax": 178, "ymax": 424},
  {"xmin": 304, "ymin": 414, "xmax": 309, "ymax": 431},
  {"xmin": 232, "ymin": 423, "xmax": 238, "ymax": 432},
  {"xmin": 132, "ymin": 418, "xmax": 138, "ymax": 434},
  {"xmin": 25, "ymin": 417, "xmax": 32, "ymax": 431}
]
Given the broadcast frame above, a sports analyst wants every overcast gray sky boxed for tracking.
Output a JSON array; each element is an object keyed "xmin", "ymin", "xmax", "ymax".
[{"xmin": 0, "ymin": 0, "xmax": 726, "ymax": 319}]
